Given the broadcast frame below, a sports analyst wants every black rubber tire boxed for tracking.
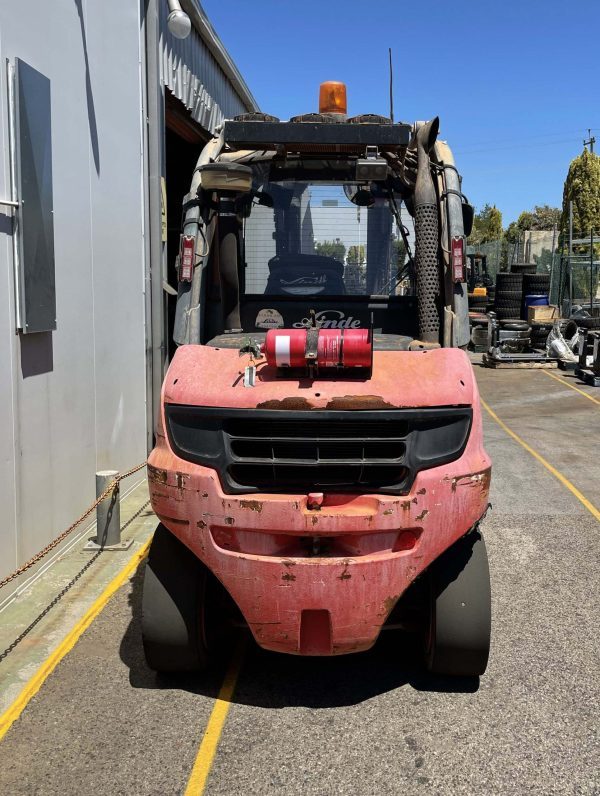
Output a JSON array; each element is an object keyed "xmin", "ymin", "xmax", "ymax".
[
  {"xmin": 494, "ymin": 290, "xmax": 522, "ymax": 304},
  {"xmin": 560, "ymin": 319, "xmax": 578, "ymax": 338},
  {"xmin": 510, "ymin": 263, "xmax": 536, "ymax": 274},
  {"xmin": 425, "ymin": 530, "xmax": 491, "ymax": 677},
  {"xmin": 495, "ymin": 308, "xmax": 522, "ymax": 321},
  {"xmin": 522, "ymin": 274, "xmax": 550, "ymax": 293},
  {"xmin": 500, "ymin": 320, "xmax": 530, "ymax": 331},
  {"xmin": 142, "ymin": 524, "xmax": 218, "ymax": 673},
  {"xmin": 496, "ymin": 274, "xmax": 523, "ymax": 291},
  {"xmin": 576, "ymin": 316, "xmax": 600, "ymax": 329}
]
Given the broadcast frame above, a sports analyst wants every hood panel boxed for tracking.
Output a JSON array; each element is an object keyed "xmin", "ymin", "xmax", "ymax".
[{"xmin": 164, "ymin": 346, "xmax": 475, "ymax": 410}]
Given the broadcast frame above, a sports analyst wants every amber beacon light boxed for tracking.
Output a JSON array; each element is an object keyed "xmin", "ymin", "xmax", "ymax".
[{"xmin": 318, "ymin": 81, "xmax": 347, "ymax": 115}]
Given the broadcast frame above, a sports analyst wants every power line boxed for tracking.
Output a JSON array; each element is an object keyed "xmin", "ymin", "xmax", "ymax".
[{"xmin": 453, "ymin": 128, "xmax": 597, "ymax": 155}]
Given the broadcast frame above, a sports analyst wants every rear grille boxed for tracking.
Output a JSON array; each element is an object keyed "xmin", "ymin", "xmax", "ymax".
[{"xmin": 165, "ymin": 406, "xmax": 472, "ymax": 495}]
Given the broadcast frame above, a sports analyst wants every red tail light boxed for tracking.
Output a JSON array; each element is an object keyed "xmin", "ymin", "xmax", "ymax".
[{"xmin": 179, "ymin": 235, "xmax": 195, "ymax": 282}]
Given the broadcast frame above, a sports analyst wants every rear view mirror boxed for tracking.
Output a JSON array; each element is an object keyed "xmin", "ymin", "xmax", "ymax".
[
  {"xmin": 199, "ymin": 162, "xmax": 253, "ymax": 194},
  {"xmin": 462, "ymin": 203, "xmax": 475, "ymax": 237}
]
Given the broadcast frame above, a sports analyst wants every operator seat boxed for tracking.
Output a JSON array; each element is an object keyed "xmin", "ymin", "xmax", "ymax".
[{"xmin": 265, "ymin": 254, "xmax": 346, "ymax": 296}]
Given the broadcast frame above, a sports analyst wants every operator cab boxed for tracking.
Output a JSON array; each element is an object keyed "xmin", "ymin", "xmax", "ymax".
[{"xmin": 173, "ymin": 81, "xmax": 473, "ymax": 352}]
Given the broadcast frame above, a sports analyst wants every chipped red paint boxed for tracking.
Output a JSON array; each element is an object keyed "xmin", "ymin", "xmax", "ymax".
[
  {"xmin": 164, "ymin": 346, "xmax": 476, "ymax": 410},
  {"xmin": 148, "ymin": 345, "xmax": 491, "ymax": 656}
]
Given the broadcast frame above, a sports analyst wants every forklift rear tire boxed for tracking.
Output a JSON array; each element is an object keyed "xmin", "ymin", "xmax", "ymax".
[
  {"xmin": 142, "ymin": 524, "xmax": 213, "ymax": 673},
  {"xmin": 425, "ymin": 529, "xmax": 491, "ymax": 677}
]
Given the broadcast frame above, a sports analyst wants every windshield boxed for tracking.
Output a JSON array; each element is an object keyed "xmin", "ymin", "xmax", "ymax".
[{"xmin": 242, "ymin": 177, "xmax": 413, "ymax": 297}]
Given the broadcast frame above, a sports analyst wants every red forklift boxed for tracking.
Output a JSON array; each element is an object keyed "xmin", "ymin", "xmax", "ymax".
[{"xmin": 144, "ymin": 82, "xmax": 492, "ymax": 677}]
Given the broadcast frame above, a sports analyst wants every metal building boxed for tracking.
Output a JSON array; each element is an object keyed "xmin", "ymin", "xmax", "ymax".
[{"xmin": 0, "ymin": 0, "xmax": 258, "ymax": 587}]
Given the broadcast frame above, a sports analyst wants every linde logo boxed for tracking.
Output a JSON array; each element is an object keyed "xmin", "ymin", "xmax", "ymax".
[{"xmin": 293, "ymin": 310, "xmax": 361, "ymax": 329}]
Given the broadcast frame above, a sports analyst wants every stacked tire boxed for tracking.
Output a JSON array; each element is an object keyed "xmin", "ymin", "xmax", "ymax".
[
  {"xmin": 530, "ymin": 322, "xmax": 553, "ymax": 348},
  {"xmin": 522, "ymin": 272, "xmax": 550, "ymax": 294},
  {"xmin": 468, "ymin": 293, "xmax": 488, "ymax": 312},
  {"xmin": 494, "ymin": 273, "xmax": 522, "ymax": 320},
  {"xmin": 510, "ymin": 262, "xmax": 537, "ymax": 275},
  {"xmin": 577, "ymin": 316, "xmax": 600, "ymax": 330}
]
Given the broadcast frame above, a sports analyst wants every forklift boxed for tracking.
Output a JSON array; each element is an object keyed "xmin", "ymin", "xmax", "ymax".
[{"xmin": 143, "ymin": 82, "xmax": 492, "ymax": 677}]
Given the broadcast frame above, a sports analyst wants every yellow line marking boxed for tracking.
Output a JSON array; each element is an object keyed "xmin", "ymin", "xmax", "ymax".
[
  {"xmin": 539, "ymin": 369, "xmax": 600, "ymax": 406},
  {"xmin": 184, "ymin": 637, "xmax": 246, "ymax": 796},
  {"xmin": 481, "ymin": 398, "xmax": 600, "ymax": 522},
  {"xmin": 0, "ymin": 538, "xmax": 152, "ymax": 742}
]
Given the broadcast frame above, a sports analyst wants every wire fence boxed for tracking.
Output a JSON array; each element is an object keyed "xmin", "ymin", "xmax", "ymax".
[{"xmin": 468, "ymin": 230, "xmax": 600, "ymax": 315}]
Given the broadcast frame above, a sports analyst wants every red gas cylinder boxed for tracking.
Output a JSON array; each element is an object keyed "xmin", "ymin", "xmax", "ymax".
[{"xmin": 262, "ymin": 328, "xmax": 372, "ymax": 372}]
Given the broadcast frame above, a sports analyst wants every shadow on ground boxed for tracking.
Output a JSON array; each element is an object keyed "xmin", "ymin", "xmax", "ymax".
[{"xmin": 119, "ymin": 565, "xmax": 479, "ymax": 709}]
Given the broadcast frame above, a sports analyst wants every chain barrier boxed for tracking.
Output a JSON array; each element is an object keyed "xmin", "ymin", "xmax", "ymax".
[
  {"xmin": 0, "ymin": 462, "xmax": 147, "ymax": 591},
  {"xmin": 0, "ymin": 498, "xmax": 152, "ymax": 663}
]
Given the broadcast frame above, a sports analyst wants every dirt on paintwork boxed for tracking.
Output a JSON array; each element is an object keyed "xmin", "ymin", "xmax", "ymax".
[
  {"xmin": 325, "ymin": 395, "xmax": 395, "ymax": 410},
  {"xmin": 147, "ymin": 464, "xmax": 167, "ymax": 485},
  {"xmin": 175, "ymin": 472, "xmax": 188, "ymax": 491},
  {"xmin": 239, "ymin": 499, "xmax": 264, "ymax": 513},
  {"xmin": 449, "ymin": 467, "xmax": 492, "ymax": 493},
  {"xmin": 256, "ymin": 397, "xmax": 314, "ymax": 410},
  {"xmin": 281, "ymin": 572, "xmax": 296, "ymax": 582},
  {"xmin": 382, "ymin": 594, "xmax": 400, "ymax": 616},
  {"xmin": 337, "ymin": 563, "xmax": 352, "ymax": 581}
]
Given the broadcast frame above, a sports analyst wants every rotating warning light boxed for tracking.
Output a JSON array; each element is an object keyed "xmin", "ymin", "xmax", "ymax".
[{"xmin": 319, "ymin": 81, "xmax": 347, "ymax": 115}]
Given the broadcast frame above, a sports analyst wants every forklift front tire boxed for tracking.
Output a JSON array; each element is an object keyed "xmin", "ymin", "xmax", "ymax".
[
  {"xmin": 425, "ymin": 529, "xmax": 491, "ymax": 677},
  {"xmin": 142, "ymin": 524, "xmax": 211, "ymax": 673}
]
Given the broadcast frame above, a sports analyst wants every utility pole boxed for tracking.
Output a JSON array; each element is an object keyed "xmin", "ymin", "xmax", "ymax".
[{"xmin": 583, "ymin": 129, "xmax": 595, "ymax": 153}]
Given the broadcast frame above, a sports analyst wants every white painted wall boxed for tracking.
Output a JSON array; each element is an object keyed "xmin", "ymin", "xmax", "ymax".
[{"xmin": 0, "ymin": 0, "xmax": 147, "ymax": 580}]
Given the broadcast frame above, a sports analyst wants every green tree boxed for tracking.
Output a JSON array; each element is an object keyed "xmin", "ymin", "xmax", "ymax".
[
  {"xmin": 347, "ymin": 244, "xmax": 366, "ymax": 264},
  {"xmin": 314, "ymin": 238, "xmax": 346, "ymax": 262},
  {"xmin": 392, "ymin": 237, "xmax": 407, "ymax": 269},
  {"xmin": 561, "ymin": 148, "xmax": 600, "ymax": 299},
  {"xmin": 505, "ymin": 205, "xmax": 561, "ymax": 242},
  {"xmin": 561, "ymin": 148, "xmax": 600, "ymax": 240},
  {"xmin": 468, "ymin": 204, "xmax": 503, "ymax": 245}
]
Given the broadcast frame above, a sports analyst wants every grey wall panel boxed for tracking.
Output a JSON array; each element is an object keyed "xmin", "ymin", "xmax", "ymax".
[
  {"xmin": 0, "ymin": 36, "xmax": 20, "ymax": 578},
  {"xmin": 86, "ymin": 0, "xmax": 147, "ymax": 473},
  {"xmin": 0, "ymin": 0, "xmax": 147, "ymax": 577}
]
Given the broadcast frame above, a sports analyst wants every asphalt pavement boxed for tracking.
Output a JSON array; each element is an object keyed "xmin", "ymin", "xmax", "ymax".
[{"xmin": 0, "ymin": 363, "xmax": 598, "ymax": 795}]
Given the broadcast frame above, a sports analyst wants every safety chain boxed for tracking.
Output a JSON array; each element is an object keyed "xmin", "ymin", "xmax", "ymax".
[
  {"xmin": 0, "ymin": 498, "xmax": 152, "ymax": 663},
  {"xmin": 0, "ymin": 462, "xmax": 147, "ymax": 590}
]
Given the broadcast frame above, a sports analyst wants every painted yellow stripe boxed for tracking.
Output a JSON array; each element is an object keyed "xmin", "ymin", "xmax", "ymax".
[
  {"xmin": 481, "ymin": 398, "xmax": 600, "ymax": 522},
  {"xmin": 184, "ymin": 637, "xmax": 246, "ymax": 796},
  {"xmin": 0, "ymin": 538, "xmax": 151, "ymax": 742},
  {"xmin": 539, "ymin": 369, "xmax": 600, "ymax": 407}
]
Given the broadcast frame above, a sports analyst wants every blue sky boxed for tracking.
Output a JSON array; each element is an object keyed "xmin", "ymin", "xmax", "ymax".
[{"xmin": 201, "ymin": 0, "xmax": 599, "ymax": 225}]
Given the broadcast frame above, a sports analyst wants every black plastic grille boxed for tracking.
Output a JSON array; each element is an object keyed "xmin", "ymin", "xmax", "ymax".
[{"xmin": 165, "ymin": 406, "xmax": 472, "ymax": 495}]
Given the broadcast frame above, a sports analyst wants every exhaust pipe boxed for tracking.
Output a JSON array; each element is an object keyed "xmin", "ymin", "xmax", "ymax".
[{"xmin": 414, "ymin": 117, "xmax": 440, "ymax": 345}]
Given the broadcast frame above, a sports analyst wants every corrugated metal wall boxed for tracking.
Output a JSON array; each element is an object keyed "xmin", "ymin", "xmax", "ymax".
[{"xmin": 159, "ymin": 2, "xmax": 251, "ymax": 132}]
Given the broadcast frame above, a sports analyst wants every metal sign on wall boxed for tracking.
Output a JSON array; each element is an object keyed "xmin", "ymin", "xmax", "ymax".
[{"xmin": 14, "ymin": 58, "xmax": 56, "ymax": 333}]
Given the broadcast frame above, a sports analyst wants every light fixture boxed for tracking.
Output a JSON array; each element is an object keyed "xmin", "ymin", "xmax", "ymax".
[{"xmin": 167, "ymin": 1, "xmax": 191, "ymax": 39}]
